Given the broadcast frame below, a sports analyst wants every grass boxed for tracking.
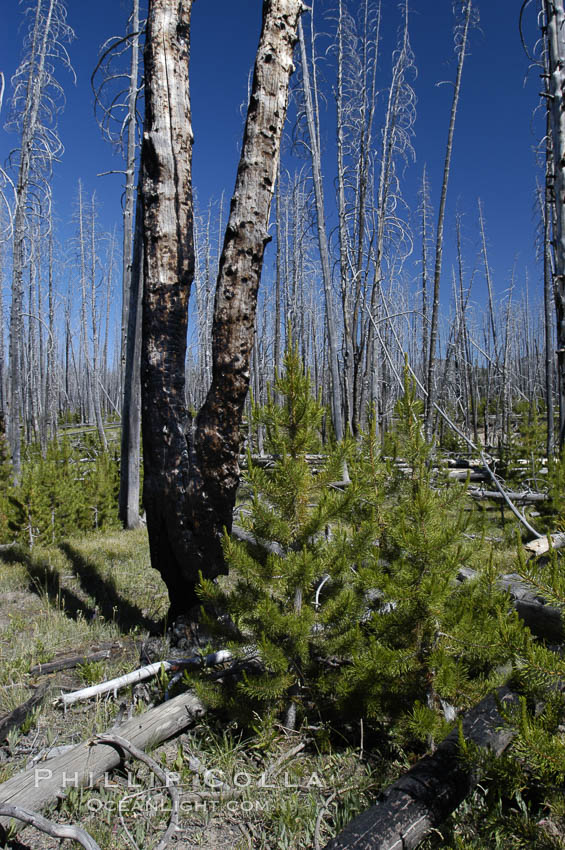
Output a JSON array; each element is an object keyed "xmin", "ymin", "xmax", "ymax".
[
  {"xmin": 0, "ymin": 525, "xmax": 389, "ymax": 850},
  {"xmin": 0, "ymin": 485, "xmax": 559, "ymax": 849},
  {"xmin": 0, "ymin": 527, "xmax": 163, "ymax": 786}
]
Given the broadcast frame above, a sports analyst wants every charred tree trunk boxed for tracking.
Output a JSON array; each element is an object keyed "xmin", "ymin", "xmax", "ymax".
[
  {"xmin": 324, "ymin": 688, "xmax": 517, "ymax": 850},
  {"xmin": 141, "ymin": 0, "xmax": 303, "ymax": 617},
  {"xmin": 141, "ymin": 0, "xmax": 197, "ymax": 613}
]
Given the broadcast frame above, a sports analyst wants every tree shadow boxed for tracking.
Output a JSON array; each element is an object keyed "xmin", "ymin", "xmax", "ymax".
[
  {"xmin": 58, "ymin": 542, "xmax": 162, "ymax": 634},
  {"xmin": 0, "ymin": 546, "xmax": 96, "ymax": 623}
]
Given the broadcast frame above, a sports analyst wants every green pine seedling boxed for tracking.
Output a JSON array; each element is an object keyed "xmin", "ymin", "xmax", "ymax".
[
  {"xmin": 196, "ymin": 340, "xmax": 358, "ymax": 729},
  {"xmin": 333, "ymin": 370, "xmax": 527, "ymax": 749}
]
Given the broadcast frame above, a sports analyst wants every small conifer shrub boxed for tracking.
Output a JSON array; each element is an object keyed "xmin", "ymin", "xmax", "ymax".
[
  {"xmin": 195, "ymin": 353, "xmax": 525, "ymax": 753},
  {"xmin": 5, "ymin": 435, "xmax": 119, "ymax": 547},
  {"xmin": 330, "ymin": 373, "xmax": 527, "ymax": 748},
  {"xmin": 197, "ymin": 341, "xmax": 358, "ymax": 728},
  {"xmin": 0, "ymin": 416, "xmax": 13, "ymax": 541}
]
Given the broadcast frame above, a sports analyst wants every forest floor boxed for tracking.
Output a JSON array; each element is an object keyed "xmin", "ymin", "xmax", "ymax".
[
  {"xmin": 0, "ymin": 477, "xmax": 554, "ymax": 850},
  {"xmin": 0, "ymin": 527, "xmax": 383, "ymax": 850}
]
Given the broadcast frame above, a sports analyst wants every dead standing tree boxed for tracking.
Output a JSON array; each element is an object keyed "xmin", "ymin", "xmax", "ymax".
[
  {"xmin": 141, "ymin": 0, "xmax": 304, "ymax": 617},
  {"xmin": 297, "ymin": 10, "xmax": 344, "ymax": 441},
  {"xmin": 543, "ymin": 0, "xmax": 565, "ymax": 450},
  {"xmin": 6, "ymin": 0, "xmax": 74, "ymax": 476},
  {"xmin": 425, "ymin": 0, "xmax": 473, "ymax": 440},
  {"xmin": 91, "ymin": 0, "xmax": 144, "ymax": 527}
]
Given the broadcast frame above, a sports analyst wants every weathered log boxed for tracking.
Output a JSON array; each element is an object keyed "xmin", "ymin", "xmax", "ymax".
[
  {"xmin": 0, "ymin": 689, "xmax": 205, "ymax": 836},
  {"xmin": 457, "ymin": 566, "xmax": 563, "ymax": 641},
  {"xmin": 524, "ymin": 532, "xmax": 565, "ymax": 557},
  {"xmin": 29, "ymin": 646, "xmax": 121, "ymax": 677},
  {"xmin": 468, "ymin": 488, "xmax": 548, "ymax": 504},
  {"xmin": 323, "ymin": 688, "xmax": 517, "ymax": 850},
  {"xmin": 0, "ymin": 682, "xmax": 50, "ymax": 742}
]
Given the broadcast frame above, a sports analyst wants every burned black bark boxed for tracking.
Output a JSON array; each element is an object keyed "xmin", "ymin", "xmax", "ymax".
[
  {"xmin": 140, "ymin": 0, "xmax": 303, "ymax": 617},
  {"xmin": 324, "ymin": 688, "xmax": 517, "ymax": 850},
  {"xmin": 140, "ymin": 0, "xmax": 195, "ymax": 614}
]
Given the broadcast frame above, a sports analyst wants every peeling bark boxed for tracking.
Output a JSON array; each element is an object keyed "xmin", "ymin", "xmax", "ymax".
[{"xmin": 141, "ymin": 0, "xmax": 303, "ymax": 616}]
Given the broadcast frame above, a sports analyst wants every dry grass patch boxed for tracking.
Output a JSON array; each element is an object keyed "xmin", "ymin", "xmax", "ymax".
[{"xmin": 0, "ymin": 527, "xmax": 169, "ymax": 789}]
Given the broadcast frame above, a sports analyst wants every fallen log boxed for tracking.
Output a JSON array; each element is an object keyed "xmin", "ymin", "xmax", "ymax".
[
  {"xmin": 0, "ymin": 689, "xmax": 205, "ymax": 836},
  {"xmin": 323, "ymin": 687, "xmax": 517, "ymax": 850},
  {"xmin": 239, "ymin": 452, "xmax": 329, "ymax": 469},
  {"xmin": 468, "ymin": 488, "xmax": 548, "ymax": 504},
  {"xmin": 59, "ymin": 650, "xmax": 232, "ymax": 708},
  {"xmin": 447, "ymin": 469, "xmax": 488, "ymax": 482},
  {"xmin": 232, "ymin": 523, "xmax": 285, "ymax": 557},
  {"xmin": 457, "ymin": 566, "xmax": 563, "ymax": 641},
  {"xmin": 446, "ymin": 458, "xmax": 481, "ymax": 468},
  {"xmin": 29, "ymin": 646, "xmax": 122, "ymax": 677},
  {"xmin": 524, "ymin": 533, "xmax": 565, "ymax": 558},
  {"xmin": 0, "ymin": 682, "xmax": 51, "ymax": 742}
]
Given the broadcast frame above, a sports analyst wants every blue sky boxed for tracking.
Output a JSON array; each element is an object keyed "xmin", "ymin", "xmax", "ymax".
[{"xmin": 0, "ymin": 0, "xmax": 543, "ymax": 307}]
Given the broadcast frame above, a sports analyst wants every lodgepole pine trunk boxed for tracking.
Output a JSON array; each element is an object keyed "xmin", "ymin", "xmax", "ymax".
[
  {"xmin": 141, "ymin": 0, "xmax": 303, "ymax": 617},
  {"xmin": 545, "ymin": 0, "xmax": 565, "ymax": 450},
  {"xmin": 119, "ymin": 189, "xmax": 143, "ymax": 528},
  {"xmin": 298, "ymin": 15, "xmax": 344, "ymax": 442},
  {"xmin": 425, "ymin": 0, "xmax": 472, "ymax": 440},
  {"xmin": 118, "ymin": 0, "xmax": 143, "ymax": 528}
]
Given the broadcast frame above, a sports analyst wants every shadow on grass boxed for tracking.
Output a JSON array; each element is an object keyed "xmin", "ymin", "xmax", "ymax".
[
  {"xmin": 0, "ymin": 544, "xmax": 163, "ymax": 635},
  {"xmin": 58, "ymin": 542, "xmax": 162, "ymax": 634},
  {"xmin": 0, "ymin": 546, "xmax": 96, "ymax": 623}
]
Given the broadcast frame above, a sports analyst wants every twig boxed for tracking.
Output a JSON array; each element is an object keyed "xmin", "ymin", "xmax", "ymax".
[
  {"xmin": 94, "ymin": 733, "xmax": 179, "ymax": 850},
  {"xmin": 0, "ymin": 803, "xmax": 101, "ymax": 849},
  {"xmin": 238, "ymin": 821, "xmax": 253, "ymax": 848},
  {"xmin": 315, "ymin": 791, "xmax": 337, "ymax": 850},
  {"xmin": 264, "ymin": 740, "xmax": 307, "ymax": 779}
]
